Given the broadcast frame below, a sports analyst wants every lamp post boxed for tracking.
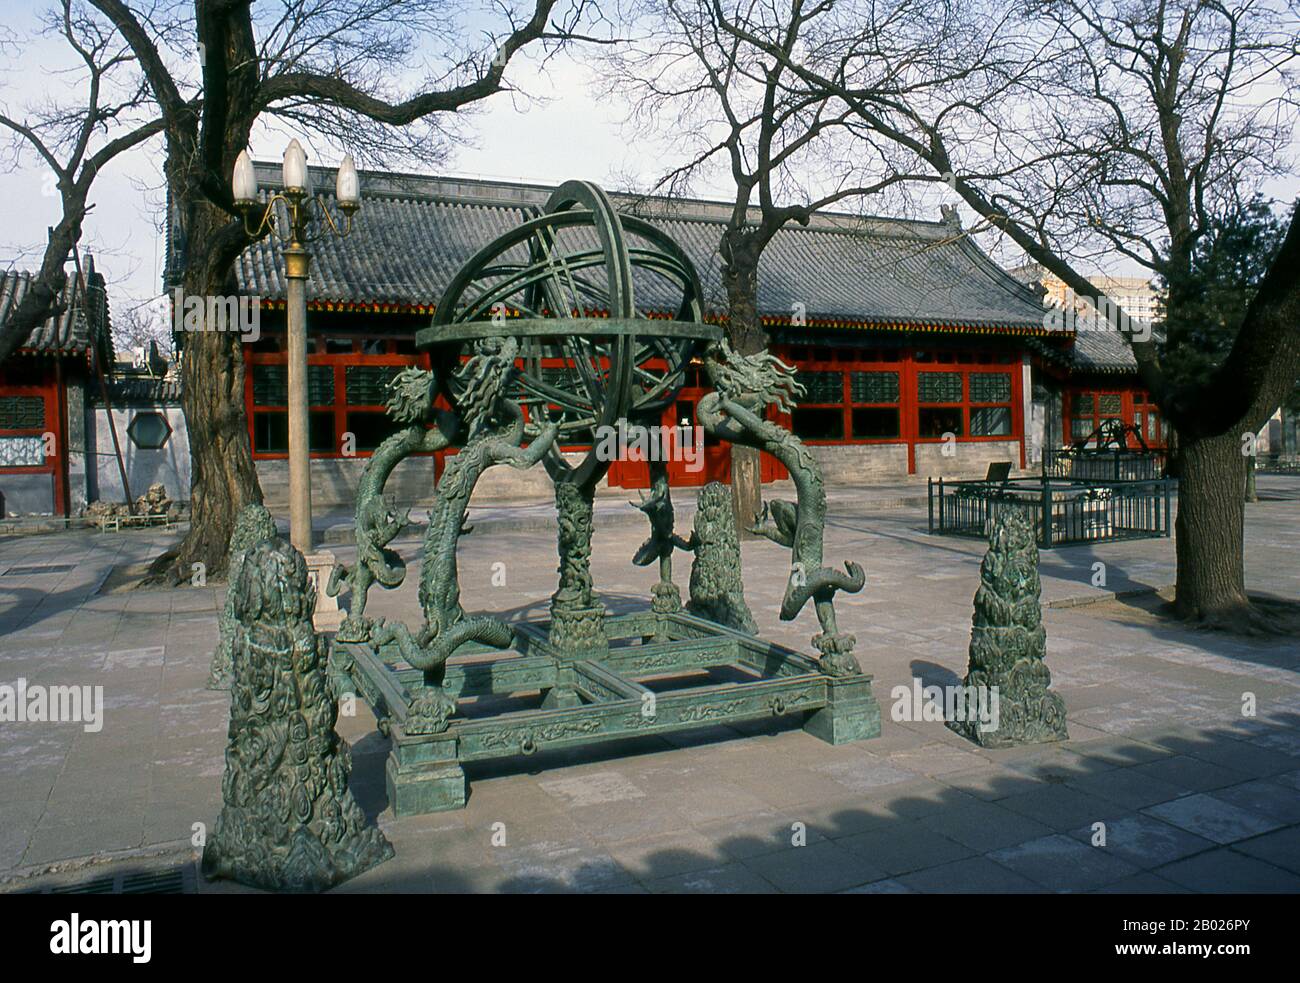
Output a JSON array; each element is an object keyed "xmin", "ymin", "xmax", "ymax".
[{"xmin": 233, "ymin": 142, "xmax": 359, "ymax": 554}]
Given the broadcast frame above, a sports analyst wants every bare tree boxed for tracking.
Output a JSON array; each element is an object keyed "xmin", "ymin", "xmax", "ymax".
[
  {"xmin": 601, "ymin": 0, "xmax": 944, "ymax": 529},
  {"xmin": 112, "ymin": 294, "xmax": 173, "ymax": 357},
  {"xmin": 721, "ymin": 0, "xmax": 1300, "ymax": 628},
  {"xmin": 84, "ymin": 0, "xmax": 605, "ymax": 581},
  {"xmin": 0, "ymin": 1, "xmax": 165, "ymax": 361}
]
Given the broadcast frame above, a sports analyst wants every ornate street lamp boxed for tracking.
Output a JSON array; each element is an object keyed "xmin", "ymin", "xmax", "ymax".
[{"xmin": 232, "ymin": 142, "xmax": 360, "ymax": 554}]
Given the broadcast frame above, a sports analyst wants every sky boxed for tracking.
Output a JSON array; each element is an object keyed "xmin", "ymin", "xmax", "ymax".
[
  {"xmin": 2, "ymin": 0, "xmax": 1298, "ymax": 330},
  {"xmin": 0, "ymin": 9, "xmax": 661, "ymax": 320}
]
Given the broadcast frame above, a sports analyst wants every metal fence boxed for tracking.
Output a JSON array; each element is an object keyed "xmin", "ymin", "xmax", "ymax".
[
  {"xmin": 928, "ymin": 476, "xmax": 1175, "ymax": 548},
  {"xmin": 1043, "ymin": 447, "xmax": 1165, "ymax": 481},
  {"xmin": 1258, "ymin": 454, "xmax": 1300, "ymax": 475}
]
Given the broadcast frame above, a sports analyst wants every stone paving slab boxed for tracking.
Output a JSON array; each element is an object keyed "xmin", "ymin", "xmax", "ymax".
[
  {"xmin": 1, "ymin": 479, "xmax": 1299, "ymax": 893},
  {"xmin": 309, "ymin": 478, "xmax": 937, "ymax": 542}
]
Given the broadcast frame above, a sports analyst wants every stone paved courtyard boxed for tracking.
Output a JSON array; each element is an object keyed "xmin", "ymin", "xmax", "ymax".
[{"xmin": 2, "ymin": 477, "xmax": 1299, "ymax": 894}]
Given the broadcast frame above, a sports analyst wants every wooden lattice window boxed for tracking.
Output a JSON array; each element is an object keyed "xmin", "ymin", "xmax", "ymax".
[
  {"xmin": 849, "ymin": 371, "xmax": 900, "ymax": 438},
  {"xmin": 917, "ymin": 369, "xmax": 1013, "ymax": 438},
  {"xmin": 792, "ymin": 370, "xmax": 845, "ymax": 440},
  {"xmin": 251, "ymin": 364, "xmax": 335, "ymax": 406},
  {"xmin": 346, "ymin": 365, "xmax": 402, "ymax": 405},
  {"xmin": 0, "ymin": 396, "xmax": 45, "ymax": 431},
  {"xmin": 1069, "ymin": 390, "xmax": 1127, "ymax": 444},
  {"xmin": 248, "ymin": 351, "xmax": 424, "ymax": 457},
  {"xmin": 969, "ymin": 372, "xmax": 1013, "ymax": 437},
  {"xmin": 917, "ymin": 371, "xmax": 965, "ymax": 437}
]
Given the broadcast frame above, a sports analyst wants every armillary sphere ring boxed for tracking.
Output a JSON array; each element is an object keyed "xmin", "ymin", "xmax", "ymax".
[{"xmin": 417, "ymin": 180, "xmax": 722, "ymax": 487}]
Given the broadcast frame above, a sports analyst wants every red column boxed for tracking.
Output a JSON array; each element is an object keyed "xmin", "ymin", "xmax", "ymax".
[
  {"xmin": 53, "ymin": 359, "xmax": 69, "ymax": 517},
  {"xmin": 901, "ymin": 348, "xmax": 918, "ymax": 474}
]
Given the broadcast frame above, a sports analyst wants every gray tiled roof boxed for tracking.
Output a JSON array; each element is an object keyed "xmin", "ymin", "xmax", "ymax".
[
  {"xmin": 1070, "ymin": 328, "xmax": 1139, "ymax": 372},
  {"xmin": 91, "ymin": 373, "xmax": 183, "ymax": 405},
  {"xmin": 1028, "ymin": 326, "xmax": 1145, "ymax": 375},
  {"xmin": 230, "ymin": 164, "xmax": 1055, "ymax": 335},
  {"xmin": 0, "ymin": 264, "xmax": 112, "ymax": 359}
]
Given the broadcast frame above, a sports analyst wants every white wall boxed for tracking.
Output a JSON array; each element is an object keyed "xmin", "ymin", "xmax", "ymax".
[
  {"xmin": 914, "ymin": 440, "xmax": 1023, "ymax": 479},
  {"xmin": 1022, "ymin": 356, "xmax": 1038, "ymax": 465},
  {"xmin": 87, "ymin": 404, "xmax": 191, "ymax": 505}
]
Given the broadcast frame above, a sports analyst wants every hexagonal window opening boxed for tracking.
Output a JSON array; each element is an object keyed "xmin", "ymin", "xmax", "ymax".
[{"xmin": 127, "ymin": 411, "xmax": 172, "ymax": 450}]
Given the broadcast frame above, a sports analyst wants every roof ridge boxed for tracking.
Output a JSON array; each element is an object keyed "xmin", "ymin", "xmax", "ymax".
[
  {"xmin": 246, "ymin": 160, "xmax": 958, "ymax": 237},
  {"xmin": 225, "ymin": 163, "xmax": 1056, "ymax": 335}
]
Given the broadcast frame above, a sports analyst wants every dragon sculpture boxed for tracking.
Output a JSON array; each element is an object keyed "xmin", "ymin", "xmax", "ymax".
[
  {"xmin": 699, "ymin": 341, "xmax": 865, "ymax": 675},
  {"xmin": 328, "ymin": 368, "xmax": 457, "ymax": 644},
  {"xmin": 949, "ymin": 506, "xmax": 1067, "ymax": 746},
  {"xmin": 367, "ymin": 337, "xmax": 559, "ymax": 733},
  {"xmin": 684, "ymin": 481, "xmax": 758, "ymax": 633},
  {"xmin": 631, "ymin": 461, "xmax": 693, "ymax": 614}
]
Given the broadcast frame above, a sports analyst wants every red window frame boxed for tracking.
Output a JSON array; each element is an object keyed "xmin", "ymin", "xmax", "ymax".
[
  {"xmin": 245, "ymin": 337, "xmax": 430, "ymax": 459},
  {"xmin": 912, "ymin": 352, "xmax": 1018, "ymax": 444},
  {"xmin": 775, "ymin": 347, "xmax": 1021, "ymax": 447},
  {"xmin": 771, "ymin": 345, "xmax": 1024, "ymax": 474},
  {"xmin": 0, "ymin": 374, "xmax": 57, "ymax": 476},
  {"xmin": 1132, "ymin": 391, "xmax": 1165, "ymax": 447},
  {"xmin": 778, "ymin": 347, "xmax": 905, "ymax": 445},
  {"xmin": 245, "ymin": 342, "xmax": 615, "ymax": 461},
  {"xmin": 1063, "ymin": 387, "xmax": 1164, "ymax": 449}
]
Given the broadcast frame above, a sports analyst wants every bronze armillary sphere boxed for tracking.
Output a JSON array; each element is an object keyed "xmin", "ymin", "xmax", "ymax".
[
  {"xmin": 414, "ymin": 180, "xmax": 723, "ymax": 487},
  {"xmin": 316, "ymin": 179, "xmax": 878, "ymax": 819}
]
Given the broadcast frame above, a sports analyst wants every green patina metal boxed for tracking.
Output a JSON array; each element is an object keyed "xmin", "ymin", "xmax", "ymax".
[
  {"xmin": 328, "ymin": 368, "xmax": 456, "ymax": 644},
  {"xmin": 417, "ymin": 317, "xmax": 723, "ymax": 346},
  {"xmin": 700, "ymin": 342, "xmax": 866, "ymax": 677},
  {"xmin": 948, "ymin": 506, "xmax": 1068, "ymax": 748},
  {"xmin": 331, "ymin": 179, "xmax": 880, "ymax": 813},
  {"xmin": 548, "ymin": 478, "xmax": 606, "ymax": 653},
  {"xmin": 207, "ymin": 503, "xmax": 278, "ymax": 690},
  {"xmin": 203, "ymin": 535, "xmax": 393, "ymax": 891},
  {"xmin": 339, "ymin": 611, "xmax": 879, "ymax": 815},
  {"xmin": 685, "ymin": 482, "xmax": 757, "ymax": 633},
  {"xmin": 632, "ymin": 461, "xmax": 691, "ymax": 616},
  {"xmin": 413, "ymin": 336, "xmax": 558, "ymax": 659}
]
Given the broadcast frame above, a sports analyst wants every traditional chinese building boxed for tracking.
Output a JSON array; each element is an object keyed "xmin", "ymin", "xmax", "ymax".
[
  {"xmin": 160, "ymin": 164, "xmax": 1184, "ymax": 506},
  {"xmin": 0, "ymin": 262, "xmax": 112, "ymax": 516}
]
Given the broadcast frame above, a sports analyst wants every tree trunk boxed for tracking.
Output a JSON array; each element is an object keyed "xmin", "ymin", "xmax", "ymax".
[
  {"xmin": 1163, "ymin": 426, "xmax": 1181, "ymax": 478},
  {"xmin": 722, "ymin": 245, "xmax": 767, "ymax": 537},
  {"xmin": 1173, "ymin": 432, "xmax": 1250, "ymax": 622},
  {"xmin": 152, "ymin": 197, "xmax": 262, "ymax": 583}
]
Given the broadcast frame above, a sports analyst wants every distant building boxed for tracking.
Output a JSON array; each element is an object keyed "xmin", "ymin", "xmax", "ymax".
[{"xmin": 1037, "ymin": 270, "xmax": 1162, "ymax": 329}]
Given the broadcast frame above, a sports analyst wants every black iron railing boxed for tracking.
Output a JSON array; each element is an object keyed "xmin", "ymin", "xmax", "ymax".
[
  {"xmin": 928, "ymin": 476, "xmax": 1175, "ymax": 548},
  {"xmin": 1258, "ymin": 453, "xmax": 1300, "ymax": 475},
  {"xmin": 1043, "ymin": 447, "xmax": 1165, "ymax": 481}
]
